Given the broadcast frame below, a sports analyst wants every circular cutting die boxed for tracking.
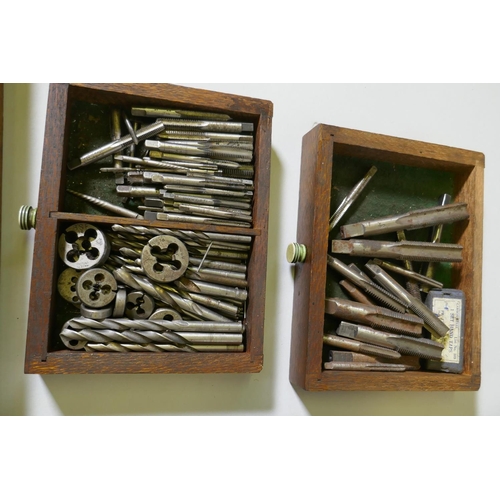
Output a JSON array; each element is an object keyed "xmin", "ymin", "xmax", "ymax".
[
  {"xmin": 141, "ymin": 235, "xmax": 189, "ymax": 283},
  {"xmin": 76, "ymin": 268, "xmax": 118, "ymax": 308},
  {"xmin": 125, "ymin": 291, "xmax": 156, "ymax": 320},
  {"xmin": 112, "ymin": 287, "xmax": 128, "ymax": 318},
  {"xmin": 80, "ymin": 303, "xmax": 114, "ymax": 320},
  {"xmin": 149, "ymin": 308, "xmax": 183, "ymax": 321},
  {"xmin": 58, "ymin": 223, "xmax": 111, "ymax": 270},
  {"xmin": 57, "ymin": 268, "xmax": 84, "ymax": 305}
]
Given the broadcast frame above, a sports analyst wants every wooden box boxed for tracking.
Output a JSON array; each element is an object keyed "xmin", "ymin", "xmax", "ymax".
[
  {"xmin": 289, "ymin": 124, "xmax": 484, "ymax": 391},
  {"xmin": 24, "ymin": 83, "xmax": 273, "ymax": 374}
]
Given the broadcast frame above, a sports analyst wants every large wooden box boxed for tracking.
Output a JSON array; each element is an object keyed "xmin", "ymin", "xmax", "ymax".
[
  {"xmin": 24, "ymin": 83, "xmax": 273, "ymax": 374},
  {"xmin": 289, "ymin": 124, "xmax": 484, "ymax": 391}
]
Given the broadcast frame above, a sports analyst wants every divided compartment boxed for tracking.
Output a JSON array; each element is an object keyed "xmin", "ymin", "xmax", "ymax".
[
  {"xmin": 25, "ymin": 83, "xmax": 273, "ymax": 374},
  {"xmin": 289, "ymin": 124, "xmax": 483, "ymax": 391}
]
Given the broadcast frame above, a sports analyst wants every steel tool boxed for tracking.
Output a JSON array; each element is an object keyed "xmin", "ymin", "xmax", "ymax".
[
  {"xmin": 331, "ymin": 239, "xmax": 463, "ymax": 262},
  {"xmin": 365, "ymin": 262, "xmax": 449, "ymax": 338},
  {"xmin": 329, "ymin": 166, "xmax": 377, "ymax": 232},
  {"xmin": 323, "ymin": 334, "xmax": 402, "ymax": 360},
  {"xmin": 336, "ymin": 322, "xmax": 444, "ymax": 360},
  {"xmin": 325, "ymin": 297, "xmax": 424, "ymax": 336},
  {"xmin": 68, "ymin": 120, "xmax": 166, "ymax": 170},
  {"xmin": 340, "ymin": 202, "xmax": 469, "ymax": 239}
]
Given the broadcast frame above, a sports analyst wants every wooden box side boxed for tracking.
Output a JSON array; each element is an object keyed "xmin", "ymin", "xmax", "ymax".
[{"xmin": 289, "ymin": 125, "xmax": 334, "ymax": 387}]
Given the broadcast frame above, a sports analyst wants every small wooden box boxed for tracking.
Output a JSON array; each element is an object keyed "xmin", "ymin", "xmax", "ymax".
[
  {"xmin": 24, "ymin": 83, "xmax": 273, "ymax": 374},
  {"xmin": 289, "ymin": 124, "xmax": 484, "ymax": 391}
]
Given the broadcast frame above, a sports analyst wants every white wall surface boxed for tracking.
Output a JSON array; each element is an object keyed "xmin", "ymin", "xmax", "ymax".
[{"xmin": 1, "ymin": 83, "xmax": 499, "ymax": 416}]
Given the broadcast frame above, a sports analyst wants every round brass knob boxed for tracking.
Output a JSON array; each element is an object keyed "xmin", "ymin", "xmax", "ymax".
[
  {"xmin": 19, "ymin": 205, "xmax": 38, "ymax": 230},
  {"xmin": 286, "ymin": 243, "xmax": 307, "ymax": 264}
]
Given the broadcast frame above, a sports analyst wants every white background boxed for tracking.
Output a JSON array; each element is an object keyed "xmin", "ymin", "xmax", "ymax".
[{"xmin": 1, "ymin": 83, "xmax": 499, "ymax": 416}]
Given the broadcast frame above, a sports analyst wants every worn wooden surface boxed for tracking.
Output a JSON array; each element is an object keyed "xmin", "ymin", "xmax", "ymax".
[
  {"xmin": 24, "ymin": 83, "xmax": 273, "ymax": 375},
  {"xmin": 0, "ymin": 84, "xmax": 3, "ymax": 266},
  {"xmin": 290, "ymin": 124, "xmax": 483, "ymax": 392}
]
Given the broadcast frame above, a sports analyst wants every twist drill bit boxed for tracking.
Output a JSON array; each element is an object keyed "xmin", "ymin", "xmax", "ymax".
[
  {"xmin": 61, "ymin": 328, "xmax": 192, "ymax": 349},
  {"xmin": 340, "ymin": 202, "xmax": 469, "ymax": 239},
  {"xmin": 113, "ymin": 268, "xmax": 231, "ymax": 322},
  {"xmin": 397, "ymin": 230, "xmax": 422, "ymax": 301},
  {"xmin": 337, "ymin": 322, "xmax": 444, "ymax": 360},
  {"xmin": 423, "ymin": 194, "xmax": 453, "ymax": 291},
  {"xmin": 365, "ymin": 263, "xmax": 449, "ymax": 338},
  {"xmin": 67, "ymin": 317, "xmax": 245, "ymax": 333},
  {"xmin": 325, "ymin": 297, "xmax": 424, "ymax": 337},
  {"xmin": 370, "ymin": 258, "xmax": 443, "ymax": 289},
  {"xmin": 323, "ymin": 334, "xmax": 402, "ymax": 360},
  {"xmin": 331, "ymin": 239, "xmax": 463, "ymax": 262},
  {"xmin": 68, "ymin": 120, "xmax": 166, "ymax": 170},
  {"xmin": 329, "ymin": 166, "xmax": 377, "ymax": 232},
  {"xmin": 327, "ymin": 256, "xmax": 408, "ymax": 313},
  {"xmin": 84, "ymin": 343, "xmax": 245, "ymax": 353},
  {"xmin": 61, "ymin": 328, "xmax": 243, "ymax": 350},
  {"xmin": 67, "ymin": 190, "xmax": 144, "ymax": 219}
]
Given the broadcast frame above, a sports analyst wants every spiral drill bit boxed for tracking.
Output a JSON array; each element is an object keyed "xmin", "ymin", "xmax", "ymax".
[
  {"xmin": 60, "ymin": 328, "xmax": 243, "ymax": 351},
  {"xmin": 66, "ymin": 317, "xmax": 245, "ymax": 333},
  {"xmin": 112, "ymin": 267, "xmax": 231, "ymax": 322},
  {"xmin": 84, "ymin": 343, "xmax": 245, "ymax": 353}
]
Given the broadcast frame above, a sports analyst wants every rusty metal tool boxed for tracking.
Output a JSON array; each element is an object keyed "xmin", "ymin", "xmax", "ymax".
[
  {"xmin": 340, "ymin": 202, "xmax": 469, "ymax": 239},
  {"xmin": 370, "ymin": 258, "xmax": 443, "ymax": 289},
  {"xmin": 327, "ymin": 256, "xmax": 409, "ymax": 313},
  {"xmin": 397, "ymin": 230, "xmax": 422, "ymax": 300},
  {"xmin": 328, "ymin": 351, "xmax": 420, "ymax": 371},
  {"xmin": 336, "ymin": 322, "xmax": 444, "ymax": 360},
  {"xmin": 323, "ymin": 334, "xmax": 402, "ymax": 360},
  {"xmin": 422, "ymin": 194, "xmax": 453, "ymax": 292},
  {"xmin": 331, "ymin": 239, "xmax": 463, "ymax": 262},
  {"xmin": 339, "ymin": 280, "xmax": 376, "ymax": 306},
  {"xmin": 329, "ymin": 166, "xmax": 378, "ymax": 233},
  {"xmin": 365, "ymin": 262, "xmax": 449, "ymax": 338},
  {"xmin": 324, "ymin": 297, "xmax": 424, "ymax": 336}
]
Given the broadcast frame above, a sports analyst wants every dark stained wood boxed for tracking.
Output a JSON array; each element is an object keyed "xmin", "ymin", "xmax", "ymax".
[
  {"xmin": 0, "ymin": 84, "xmax": 3, "ymax": 265},
  {"xmin": 24, "ymin": 83, "xmax": 273, "ymax": 375},
  {"xmin": 289, "ymin": 124, "xmax": 484, "ymax": 392}
]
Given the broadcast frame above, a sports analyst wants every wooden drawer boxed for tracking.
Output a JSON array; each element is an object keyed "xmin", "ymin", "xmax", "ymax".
[
  {"xmin": 24, "ymin": 83, "xmax": 273, "ymax": 374},
  {"xmin": 289, "ymin": 124, "xmax": 483, "ymax": 391}
]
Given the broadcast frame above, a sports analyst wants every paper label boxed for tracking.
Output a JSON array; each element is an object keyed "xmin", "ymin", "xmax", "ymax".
[{"xmin": 432, "ymin": 297, "xmax": 462, "ymax": 364}]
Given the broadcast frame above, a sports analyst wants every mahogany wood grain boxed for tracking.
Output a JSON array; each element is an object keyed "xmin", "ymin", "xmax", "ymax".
[
  {"xmin": 290, "ymin": 124, "xmax": 483, "ymax": 392},
  {"xmin": 24, "ymin": 83, "xmax": 273, "ymax": 375}
]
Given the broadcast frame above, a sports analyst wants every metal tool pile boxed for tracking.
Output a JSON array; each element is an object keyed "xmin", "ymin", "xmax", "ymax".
[
  {"xmin": 67, "ymin": 107, "xmax": 256, "ymax": 226},
  {"xmin": 325, "ymin": 167, "xmax": 469, "ymax": 372},
  {"xmin": 57, "ymin": 222, "xmax": 250, "ymax": 353}
]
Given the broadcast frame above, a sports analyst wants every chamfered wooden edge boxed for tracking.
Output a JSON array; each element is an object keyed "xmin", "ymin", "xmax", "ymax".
[
  {"xmin": 24, "ymin": 83, "xmax": 273, "ymax": 375},
  {"xmin": 290, "ymin": 124, "xmax": 484, "ymax": 392}
]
